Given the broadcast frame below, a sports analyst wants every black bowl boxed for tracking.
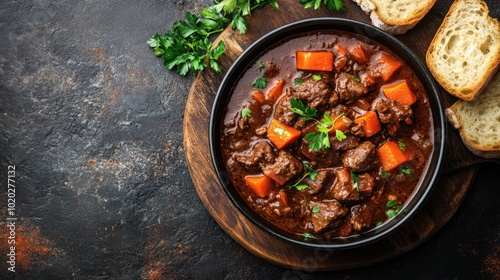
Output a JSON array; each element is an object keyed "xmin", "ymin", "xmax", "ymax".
[{"xmin": 210, "ymin": 18, "xmax": 446, "ymax": 249}]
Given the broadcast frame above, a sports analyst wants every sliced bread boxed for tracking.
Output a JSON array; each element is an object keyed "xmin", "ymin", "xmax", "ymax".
[
  {"xmin": 445, "ymin": 70, "xmax": 500, "ymax": 159},
  {"xmin": 426, "ymin": 0, "xmax": 500, "ymax": 101},
  {"xmin": 352, "ymin": 0, "xmax": 437, "ymax": 35}
]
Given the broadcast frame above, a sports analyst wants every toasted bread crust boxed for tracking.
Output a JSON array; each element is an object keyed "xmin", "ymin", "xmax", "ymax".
[{"xmin": 352, "ymin": 0, "xmax": 436, "ymax": 35}]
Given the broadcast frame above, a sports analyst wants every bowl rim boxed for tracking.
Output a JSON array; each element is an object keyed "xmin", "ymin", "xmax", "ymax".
[{"xmin": 209, "ymin": 17, "xmax": 446, "ymax": 249}]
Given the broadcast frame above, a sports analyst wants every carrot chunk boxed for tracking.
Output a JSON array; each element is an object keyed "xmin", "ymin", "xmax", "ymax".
[
  {"xmin": 251, "ymin": 90, "xmax": 266, "ymax": 104},
  {"xmin": 354, "ymin": 111, "xmax": 381, "ymax": 137},
  {"xmin": 371, "ymin": 51, "xmax": 402, "ymax": 82},
  {"xmin": 267, "ymin": 79, "xmax": 286, "ymax": 102},
  {"xmin": 348, "ymin": 43, "xmax": 368, "ymax": 63},
  {"xmin": 278, "ymin": 189, "xmax": 288, "ymax": 207},
  {"xmin": 377, "ymin": 141, "xmax": 410, "ymax": 171},
  {"xmin": 296, "ymin": 51, "xmax": 334, "ymax": 71},
  {"xmin": 244, "ymin": 175, "xmax": 274, "ymax": 198},
  {"xmin": 327, "ymin": 115, "xmax": 349, "ymax": 135},
  {"xmin": 267, "ymin": 119, "xmax": 301, "ymax": 149},
  {"xmin": 381, "ymin": 80, "xmax": 417, "ymax": 106}
]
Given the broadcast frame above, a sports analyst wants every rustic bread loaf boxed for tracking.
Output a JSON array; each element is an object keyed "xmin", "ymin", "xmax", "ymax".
[
  {"xmin": 352, "ymin": 0, "xmax": 436, "ymax": 35},
  {"xmin": 426, "ymin": 0, "xmax": 500, "ymax": 101},
  {"xmin": 445, "ymin": 71, "xmax": 500, "ymax": 159}
]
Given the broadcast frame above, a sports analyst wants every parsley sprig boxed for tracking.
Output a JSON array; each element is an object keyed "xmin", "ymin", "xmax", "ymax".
[
  {"xmin": 289, "ymin": 162, "xmax": 318, "ymax": 191},
  {"xmin": 289, "ymin": 97, "xmax": 317, "ymax": 121},
  {"xmin": 148, "ymin": 0, "xmax": 279, "ymax": 75},
  {"xmin": 299, "ymin": 0, "xmax": 345, "ymax": 11},
  {"xmin": 289, "ymin": 97, "xmax": 347, "ymax": 151},
  {"xmin": 304, "ymin": 112, "xmax": 347, "ymax": 151}
]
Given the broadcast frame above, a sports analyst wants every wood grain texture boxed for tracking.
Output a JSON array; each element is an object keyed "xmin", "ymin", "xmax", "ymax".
[{"xmin": 183, "ymin": 0, "xmax": 479, "ymax": 270}]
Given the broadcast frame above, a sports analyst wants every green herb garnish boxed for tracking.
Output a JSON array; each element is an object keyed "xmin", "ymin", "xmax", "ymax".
[
  {"xmin": 385, "ymin": 200, "xmax": 403, "ymax": 219},
  {"xmin": 312, "ymin": 205, "xmax": 320, "ymax": 213},
  {"xmin": 294, "ymin": 77, "xmax": 304, "ymax": 87},
  {"xmin": 289, "ymin": 97, "xmax": 317, "ymax": 121},
  {"xmin": 299, "ymin": 0, "xmax": 345, "ymax": 11},
  {"xmin": 353, "ymin": 75, "xmax": 361, "ymax": 83},
  {"xmin": 241, "ymin": 108, "xmax": 252, "ymax": 118},
  {"xmin": 386, "ymin": 200, "xmax": 398, "ymax": 208},
  {"xmin": 312, "ymin": 74, "xmax": 322, "ymax": 81},
  {"xmin": 304, "ymin": 113, "xmax": 347, "ymax": 151},
  {"xmin": 351, "ymin": 171, "xmax": 359, "ymax": 191},
  {"xmin": 304, "ymin": 163, "xmax": 318, "ymax": 181},
  {"xmin": 252, "ymin": 77, "xmax": 268, "ymax": 88},
  {"xmin": 148, "ymin": 0, "xmax": 279, "ymax": 75},
  {"xmin": 303, "ymin": 232, "xmax": 313, "ymax": 238},
  {"xmin": 399, "ymin": 166, "xmax": 411, "ymax": 175},
  {"xmin": 381, "ymin": 171, "xmax": 388, "ymax": 179},
  {"xmin": 289, "ymin": 162, "xmax": 318, "ymax": 190},
  {"xmin": 398, "ymin": 140, "xmax": 407, "ymax": 152},
  {"xmin": 255, "ymin": 60, "xmax": 265, "ymax": 72}
]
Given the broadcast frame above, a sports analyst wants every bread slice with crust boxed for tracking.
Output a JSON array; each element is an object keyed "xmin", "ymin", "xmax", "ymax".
[
  {"xmin": 426, "ymin": 0, "xmax": 500, "ymax": 101},
  {"xmin": 445, "ymin": 71, "xmax": 500, "ymax": 159},
  {"xmin": 352, "ymin": 0, "xmax": 437, "ymax": 35}
]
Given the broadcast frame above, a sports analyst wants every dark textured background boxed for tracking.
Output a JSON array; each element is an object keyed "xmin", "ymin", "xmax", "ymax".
[{"xmin": 0, "ymin": 0, "xmax": 498, "ymax": 279}]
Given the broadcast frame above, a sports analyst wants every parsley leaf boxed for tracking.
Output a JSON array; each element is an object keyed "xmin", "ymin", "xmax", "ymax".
[
  {"xmin": 241, "ymin": 108, "xmax": 252, "ymax": 118},
  {"xmin": 252, "ymin": 77, "xmax": 267, "ymax": 88},
  {"xmin": 289, "ymin": 97, "xmax": 317, "ymax": 121},
  {"xmin": 300, "ymin": 0, "xmax": 345, "ymax": 11},
  {"xmin": 351, "ymin": 171, "xmax": 359, "ymax": 191},
  {"xmin": 294, "ymin": 77, "xmax": 304, "ymax": 87},
  {"xmin": 399, "ymin": 166, "xmax": 412, "ymax": 175},
  {"xmin": 148, "ymin": 0, "xmax": 278, "ymax": 76},
  {"xmin": 312, "ymin": 74, "xmax": 322, "ymax": 81},
  {"xmin": 312, "ymin": 205, "xmax": 320, "ymax": 213},
  {"xmin": 398, "ymin": 140, "xmax": 407, "ymax": 152},
  {"xmin": 290, "ymin": 162, "xmax": 318, "ymax": 190}
]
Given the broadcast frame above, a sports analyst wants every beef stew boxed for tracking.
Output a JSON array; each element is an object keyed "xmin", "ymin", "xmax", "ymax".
[{"xmin": 217, "ymin": 30, "xmax": 436, "ymax": 240}]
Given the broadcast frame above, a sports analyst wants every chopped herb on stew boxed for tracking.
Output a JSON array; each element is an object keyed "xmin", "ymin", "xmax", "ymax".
[
  {"xmin": 398, "ymin": 140, "xmax": 407, "ymax": 151},
  {"xmin": 252, "ymin": 77, "xmax": 267, "ymax": 88},
  {"xmin": 312, "ymin": 205, "xmax": 320, "ymax": 213},
  {"xmin": 290, "ymin": 97, "xmax": 317, "ymax": 121},
  {"xmin": 351, "ymin": 171, "xmax": 359, "ymax": 191},
  {"xmin": 399, "ymin": 166, "xmax": 411, "ymax": 175},
  {"xmin": 241, "ymin": 108, "xmax": 252, "ymax": 118}
]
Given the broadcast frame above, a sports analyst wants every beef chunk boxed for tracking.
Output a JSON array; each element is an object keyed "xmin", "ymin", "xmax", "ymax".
[
  {"xmin": 308, "ymin": 200, "xmax": 347, "ymax": 233},
  {"xmin": 375, "ymin": 99, "xmax": 413, "ymax": 124},
  {"xmin": 335, "ymin": 73, "xmax": 368, "ymax": 104},
  {"xmin": 274, "ymin": 89, "xmax": 298, "ymax": 126},
  {"xmin": 263, "ymin": 150, "xmax": 303, "ymax": 185},
  {"xmin": 342, "ymin": 141, "xmax": 378, "ymax": 172},
  {"xmin": 303, "ymin": 169, "xmax": 334, "ymax": 195},
  {"xmin": 235, "ymin": 141, "xmax": 275, "ymax": 169},
  {"xmin": 350, "ymin": 204, "xmax": 373, "ymax": 231},
  {"xmin": 294, "ymin": 78, "xmax": 331, "ymax": 108},
  {"xmin": 330, "ymin": 134, "xmax": 360, "ymax": 151},
  {"xmin": 357, "ymin": 173, "xmax": 375, "ymax": 195},
  {"xmin": 332, "ymin": 168, "xmax": 359, "ymax": 202}
]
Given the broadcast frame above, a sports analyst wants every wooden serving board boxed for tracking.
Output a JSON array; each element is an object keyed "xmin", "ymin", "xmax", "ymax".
[{"xmin": 183, "ymin": 0, "xmax": 481, "ymax": 270}]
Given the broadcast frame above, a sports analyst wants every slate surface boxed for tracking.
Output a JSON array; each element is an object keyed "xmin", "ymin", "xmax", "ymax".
[{"xmin": 0, "ymin": 0, "xmax": 498, "ymax": 279}]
